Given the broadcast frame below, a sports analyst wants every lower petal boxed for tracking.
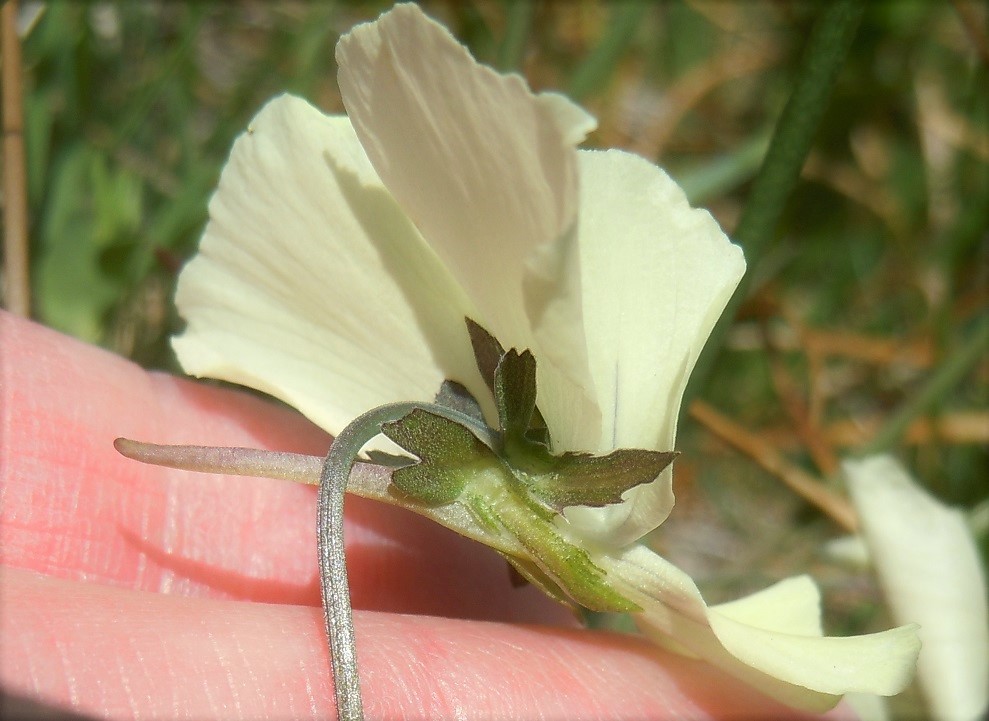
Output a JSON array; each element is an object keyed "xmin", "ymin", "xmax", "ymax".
[{"xmin": 602, "ymin": 544, "xmax": 920, "ymax": 712}]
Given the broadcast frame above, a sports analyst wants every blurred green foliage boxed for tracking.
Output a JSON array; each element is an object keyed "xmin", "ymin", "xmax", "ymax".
[
  {"xmin": 8, "ymin": 2, "xmax": 988, "ymax": 715},
  {"xmin": 18, "ymin": 1, "xmax": 986, "ymax": 356}
]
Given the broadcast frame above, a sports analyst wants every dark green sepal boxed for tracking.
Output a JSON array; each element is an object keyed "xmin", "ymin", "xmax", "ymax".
[
  {"xmin": 381, "ymin": 408, "xmax": 498, "ymax": 506},
  {"xmin": 433, "ymin": 379, "xmax": 485, "ymax": 424},
  {"xmin": 465, "ymin": 318, "xmax": 505, "ymax": 398},
  {"xmin": 494, "ymin": 348, "xmax": 539, "ymax": 448},
  {"xmin": 465, "ymin": 318, "xmax": 548, "ymax": 441},
  {"xmin": 526, "ymin": 449, "xmax": 678, "ymax": 511}
]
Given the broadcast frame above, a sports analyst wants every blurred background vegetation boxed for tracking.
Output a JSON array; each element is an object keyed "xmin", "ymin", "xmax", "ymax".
[{"xmin": 3, "ymin": 1, "xmax": 987, "ymax": 718}]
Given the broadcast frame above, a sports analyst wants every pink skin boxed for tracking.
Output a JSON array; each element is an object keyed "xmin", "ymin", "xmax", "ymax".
[{"xmin": 0, "ymin": 311, "xmax": 855, "ymax": 720}]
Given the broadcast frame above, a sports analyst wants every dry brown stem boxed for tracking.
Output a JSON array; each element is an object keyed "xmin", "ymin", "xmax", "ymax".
[
  {"xmin": 2, "ymin": 0, "xmax": 30, "ymax": 317},
  {"xmin": 760, "ymin": 319, "xmax": 840, "ymax": 476},
  {"xmin": 689, "ymin": 400, "xmax": 859, "ymax": 533},
  {"xmin": 755, "ymin": 411, "xmax": 989, "ymax": 450}
]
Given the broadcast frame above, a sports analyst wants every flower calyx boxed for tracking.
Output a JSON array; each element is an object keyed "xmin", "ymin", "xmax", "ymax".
[
  {"xmin": 383, "ymin": 319, "xmax": 677, "ymax": 517},
  {"xmin": 371, "ymin": 320, "xmax": 681, "ymax": 613}
]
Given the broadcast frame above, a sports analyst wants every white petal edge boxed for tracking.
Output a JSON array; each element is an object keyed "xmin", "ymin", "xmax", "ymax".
[
  {"xmin": 845, "ymin": 455, "xmax": 989, "ymax": 721},
  {"xmin": 602, "ymin": 544, "xmax": 921, "ymax": 712},
  {"xmin": 173, "ymin": 95, "xmax": 487, "ymax": 440},
  {"xmin": 336, "ymin": 4, "xmax": 601, "ymax": 442},
  {"xmin": 560, "ymin": 150, "xmax": 745, "ymax": 545}
]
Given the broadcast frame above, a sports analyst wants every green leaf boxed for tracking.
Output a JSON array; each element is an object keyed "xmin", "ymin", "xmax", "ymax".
[
  {"xmin": 381, "ymin": 408, "xmax": 499, "ymax": 506},
  {"xmin": 527, "ymin": 449, "xmax": 677, "ymax": 511}
]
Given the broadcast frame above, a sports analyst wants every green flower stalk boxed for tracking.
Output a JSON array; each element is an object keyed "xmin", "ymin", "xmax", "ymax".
[{"xmin": 116, "ymin": 4, "xmax": 920, "ymax": 720}]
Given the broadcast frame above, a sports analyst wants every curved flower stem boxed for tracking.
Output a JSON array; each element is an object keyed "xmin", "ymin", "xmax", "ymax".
[
  {"xmin": 684, "ymin": 0, "xmax": 865, "ymax": 406},
  {"xmin": 119, "ymin": 398, "xmax": 498, "ymax": 721},
  {"xmin": 316, "ymin": 401, "xmax": 498, "ymax": 721}
]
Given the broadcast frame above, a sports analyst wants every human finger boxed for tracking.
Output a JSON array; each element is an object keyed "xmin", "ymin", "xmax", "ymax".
[
  {"xmin": 0, "ymin": 568, "xmax": 854, "ymax": 721},
  {"xmin": 0, "ymin": 311, "xmax": 566, "ymax": 625}
]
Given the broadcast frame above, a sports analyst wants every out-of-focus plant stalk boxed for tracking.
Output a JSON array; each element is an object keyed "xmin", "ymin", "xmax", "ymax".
[
  {"xmin": 496, "ymin": 1, "xmax": 534, "ymax": 72},
  {"xmin": 567, "ymin": 1, "xmax": 647, "ymax": 101},
  {"xmin": 684, "ymin": 0, "xmax": 865, "ymax": 406},
  {"xmin": 2, "ymin": 0, "xmax": 30, "ymax": 317}
]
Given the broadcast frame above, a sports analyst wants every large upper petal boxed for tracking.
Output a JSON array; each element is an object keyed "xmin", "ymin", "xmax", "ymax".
[
  {"xmin": 561, "ymin": 150, "xmax": 745, "ymax": 545},
  {"xmin": 336, "ymin": 4, "xmax": 602, "ymax": 442},
  {"xmin": 602, "ymin": 545, "xmax": 921, "ymax": 712},
  {"xmin": 846, "ymin": 455, "xmax": 989, "ymax": 721},
  {"xmin": 173, "ymin": 95, "xmax": 485, "ymax": 438}
]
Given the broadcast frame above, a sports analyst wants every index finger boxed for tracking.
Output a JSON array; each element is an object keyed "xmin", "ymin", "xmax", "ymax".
[{"xmin": 0, "ymin": 311, "xmax": 568, "ymax": 624}]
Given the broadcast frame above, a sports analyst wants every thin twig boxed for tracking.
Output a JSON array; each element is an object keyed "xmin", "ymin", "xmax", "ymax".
[
  {"xmin": 689, "ymin": 399, "xmax": 859, "ymax": 533},
  {"xmin": 760, "ymin": 318, "xmax": 840, "ymax": 476},
  {"xmin": 828, "ymin": 411, "xmax": 989, "ymax": 448},
  {"xmin": 728, "ymin": 324, "xmax": 935, "ymax": 368},
  {"xmin": 754, "ymin": 411, "xmax": 989, "ymax": 449},
  {"xmin": 1, "ymin": 0, "xmax": 30, "ymax": 317}
]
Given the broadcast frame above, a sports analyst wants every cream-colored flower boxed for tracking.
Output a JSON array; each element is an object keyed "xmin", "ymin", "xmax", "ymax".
[
  {"xmin": 173, "ymin": 3, "xmax": 741, "ymax": 549},
  {"xmin": 170, "ymin": 3, "xmax": 919, "ymax": 712}
]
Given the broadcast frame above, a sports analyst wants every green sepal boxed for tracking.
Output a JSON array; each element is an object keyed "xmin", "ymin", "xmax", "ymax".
[
  {"xmin": 465, "ymin": 318, "xmax": 505, "ymax": 398},
  {"xmin": 466, "ymin": 318, "xmax": 548, "ymax": 443},
  {"xmin": 433, "ymin": 379, "xmax": 485, "ymax": 424},
  {"xmin": 381, "ymin": 408, "xmax": 499, "ymax": 506},
  {"xmin": 494, "ymin": 348, "xmax": 538, "ymax": 448},
  {"xmin": 526, "ymin": 449, "xmax": 678, "ymax": 511}
]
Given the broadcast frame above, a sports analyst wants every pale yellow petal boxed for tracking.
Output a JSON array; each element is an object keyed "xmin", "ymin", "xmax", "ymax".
[
  {"xmin": 173, "ymin": 95, "xmax": 485, "ymax": 438},
  {"xmin": 561, "ymin": 150, "xmax": 745, "ymax": 544},
  {"xmin": 602, "ymin": 544, "xmax": 921, "ymax": 712},
  {"xmin": 708, "ymin": 610, "xmax": 920, "ymax": 698},
  {"xmin": 846, "ymin": 455, "xmax": 989, "ymax": 721},
  {"xmin": 711, "ymin": 575, "xmax": 823, "ymax": 637},
  {"xmin": 336, "ymin": 4, "xmax": 600, "ymax": 441}
]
